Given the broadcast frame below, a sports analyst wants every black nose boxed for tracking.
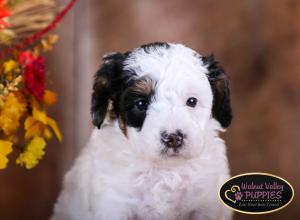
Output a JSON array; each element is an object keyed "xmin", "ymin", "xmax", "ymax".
[{"xmin": 161, "ymin": 130, "xmax": 184, "ymax": 149}]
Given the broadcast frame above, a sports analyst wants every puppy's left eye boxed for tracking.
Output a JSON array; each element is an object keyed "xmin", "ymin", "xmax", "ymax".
[
  {"xmin": 186, "ymin": 97, "xmax": 198, "ymax": 108},
  {"xmin": 135, "ymin": 99, "xmax": 148, "ymax": 111}
]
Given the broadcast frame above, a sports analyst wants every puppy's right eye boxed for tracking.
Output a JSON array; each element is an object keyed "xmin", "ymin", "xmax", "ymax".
[
  {"xmin": 186, "ymin": 97, "xmax": 198, "ymax": 108},
  {"xmin": 135, "ymin": 99, "xmax": 148, "ymax": 111}
]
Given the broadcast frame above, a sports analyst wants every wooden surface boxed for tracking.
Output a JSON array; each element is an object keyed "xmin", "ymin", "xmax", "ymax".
[{"xmin": 0, "ymin": 0, "xmax": 299, "ymax": 219}]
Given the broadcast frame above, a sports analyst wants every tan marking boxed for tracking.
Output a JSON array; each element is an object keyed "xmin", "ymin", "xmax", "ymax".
[
  {"xmin": 118, "ymin": 115, "xmax": 127, "ymax": 136},
  {"xmin": 107, "ymin": 99, "xmax": 117, "ymax": 120},
  {"xmin": 131, "ymin": 76, "xmax": 156, "ymax": 95}
]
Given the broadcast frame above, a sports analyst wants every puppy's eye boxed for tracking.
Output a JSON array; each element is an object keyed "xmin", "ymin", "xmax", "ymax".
[
  {"xmin": 186, "ymin": 97, "xmax": 198, "ymax": 108},
  {"xmin": 135, "ymin": 99, "xmax": 148, "ymax": 111}
]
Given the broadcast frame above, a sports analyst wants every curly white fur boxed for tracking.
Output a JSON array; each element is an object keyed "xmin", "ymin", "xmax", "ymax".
[{"xmin": 51, "ymin": 43, "xmax": 233, "ymax": 220}]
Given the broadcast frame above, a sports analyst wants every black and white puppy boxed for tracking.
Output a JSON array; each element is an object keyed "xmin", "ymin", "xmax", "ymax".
[{"xmin": 52, "ymin": 42, "xmax": 233, "ymax": 220}]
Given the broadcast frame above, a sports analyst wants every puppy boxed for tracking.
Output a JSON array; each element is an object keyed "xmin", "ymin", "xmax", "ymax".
[{"xmin": 52, "ymin": 42, "xmax": 233, "ymax": 220}]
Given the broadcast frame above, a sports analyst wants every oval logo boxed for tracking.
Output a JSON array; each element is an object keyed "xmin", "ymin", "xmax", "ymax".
[{"xmin": 219, "ymin": 172, "xmax": 294, "ymax": 214}]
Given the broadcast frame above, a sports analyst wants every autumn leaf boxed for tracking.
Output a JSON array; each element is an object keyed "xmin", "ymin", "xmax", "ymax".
[
  {"xmin": 43, "ymin": 90, "xmax": 57, "ymax": 105},
  {"xmin": 47, "ymin": 116, "xmax": 62, "ymax": 142},
  {"xmin": 0, "ymin": 140, "xmax": 12, "ymax": 169},
  {"xmin": 16, "ymin": 136, "xmax": 46, "ymax": 169}
]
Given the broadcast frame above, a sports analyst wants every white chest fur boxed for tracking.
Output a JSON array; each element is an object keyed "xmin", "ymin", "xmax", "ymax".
[
  {"xmin": 52, "ymin": 123, "xmax": 232, "ymax": 220},
  {"xmin": 131, "ymin": 167, "xmax": 213, "ymax": 219}
]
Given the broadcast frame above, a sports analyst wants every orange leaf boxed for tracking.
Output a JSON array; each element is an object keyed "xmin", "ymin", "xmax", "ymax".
[
  {"xmin": 43, "ymin": 90, "xmax": 57, "ymax": 105},
  {"xmin": 24, "ymin": 116, "xmax": 35, "ymax": 130},
  {"xmin": 24, "ymin": 122, "xmax": 43, "ymax": 140}
]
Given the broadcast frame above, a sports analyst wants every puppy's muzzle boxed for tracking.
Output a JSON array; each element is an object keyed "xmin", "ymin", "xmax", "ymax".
[{"xmin": 161, "ymin": 130, "xmax": 185, "ymax": 150}]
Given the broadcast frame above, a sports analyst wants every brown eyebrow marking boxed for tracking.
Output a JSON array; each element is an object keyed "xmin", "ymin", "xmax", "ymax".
[
  {"xmin": 117, "ymin": 75, "xmax": 157, "ymax": 134},
  {"xmin": 130, "ymin": 76, "xmax": 156, "ymax": 96}
]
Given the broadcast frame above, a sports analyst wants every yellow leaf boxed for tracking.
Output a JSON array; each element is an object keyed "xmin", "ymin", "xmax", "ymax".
[
  {"xmin": 3, "ymin": 60, "xmax": 19, "ymax": 74},
  {"xmin": 0, "ymin": 92, "xmax": 26, "ymax": 135},
  {"xmin": 0, "ymin": 155, "xmax": 9, "ymax": 169},
  {"xmin": 0, "ymin": 93, "xmax": 26, "ymax": 135},
  {"xmin": 43, "ymin": 90, "xmax": 57, "ymax": 105},
  {"xmin": 31, "ymin": 97, "xmax": 48, "ymax": 124},
  {"xmin": 46, "ymin": 117, "xmax": 62, "ymax": 142},
  {"xmin": 0, "ymin": 29, "xmax": 14, "ymax": 45},
  {"xmin": 48, "ymin": 34, "xmax": 59, "ymax": 44},
  {"xmin": 41, "ymin": 39, "xmax": 52, "ymax": 52},
  {"xmin": 24, "ymin": 116, "xmax": 35, "ymax": 130},
  {"xmin": 24, "ymin": 122, "xmax": 43, "ymax": 140},
  {"xmin": 0, "ymin": 140, "xmax": 13, "ymax": 156},
  {"xmin": 0, "ymin": 140, "xmax": 13, "ymax": 169},
  {"xmin": 16, "ymin": 136, "xmax": 46, "ymax": 169},
  {"xmin": 41, "ymin": 35, "xmax": 58, "ymax": 52},
  {"xmin": 32, "ymin": 105, "xmax": 47, "ymax": 124},
  {"xmin": 43, "ymin": 127, "xmax": 53, "ymax": 140}
]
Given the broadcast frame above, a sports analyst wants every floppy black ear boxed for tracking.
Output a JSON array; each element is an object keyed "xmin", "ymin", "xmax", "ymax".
[
  {"xmin": 202, "ymin": 55, "xmax": 232, "ymax": 128},
  {"xmin": 91, "ymin": 52, "xmax": 127, "ymax": 129}
]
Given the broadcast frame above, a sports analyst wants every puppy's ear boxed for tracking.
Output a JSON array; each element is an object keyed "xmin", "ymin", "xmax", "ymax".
[
  {"xmin": 91, "ymin": 52, "xmax": 127, "ymax": 129},
  {"xmin": 202, "ymin": 55, "xmax": 232, "ymax": 128}
]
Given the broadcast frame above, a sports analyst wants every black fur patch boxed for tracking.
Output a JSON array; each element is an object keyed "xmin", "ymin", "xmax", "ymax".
[
  {"xmin": 91, "ymin": 52, "xmax": 156, "ymax": 132},
  {"xmin": 140, "ymin": 42, "xmax": 170, "ymax": 53},
  {"xmin": 91, "ymin": 52, "xmax": 134, "ymax": 129},
  {"xmin": 119, "ymin": 76, "xmax": 156, "ymax": 130},
  {"xmin": 201, "ymin": 55, "xmax": 233, "ymax": 128}
]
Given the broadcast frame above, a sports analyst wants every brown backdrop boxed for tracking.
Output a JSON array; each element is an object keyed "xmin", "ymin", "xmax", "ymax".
[{"xmin": 0, "ymin": 0, "xmax": 299, "ymax": 219}]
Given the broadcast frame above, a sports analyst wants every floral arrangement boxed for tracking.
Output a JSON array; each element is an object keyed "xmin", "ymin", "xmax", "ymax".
[{"xmin": 0, "ymin": 0, "xmax": 76, "ymax": 169}]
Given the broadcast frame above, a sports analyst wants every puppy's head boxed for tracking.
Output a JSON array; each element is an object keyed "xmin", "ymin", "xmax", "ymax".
[{"xmin": 91, "ymin": 42, "xmax": 232, "ymax": 159}]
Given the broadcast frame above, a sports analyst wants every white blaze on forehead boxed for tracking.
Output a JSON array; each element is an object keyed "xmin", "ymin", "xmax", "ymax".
[
  {"xmin": 124, "ymin": 43, "xmax": 209, "ymax": 81},
  {"xmin": 123, "ymin": 43, "xmax": 213, "ymax": 109}
]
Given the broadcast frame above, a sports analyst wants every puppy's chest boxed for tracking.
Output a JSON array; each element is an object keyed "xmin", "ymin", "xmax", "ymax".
[{"xmin": 131, "ymin": 171, "xmax": 199, "ymax": 218}]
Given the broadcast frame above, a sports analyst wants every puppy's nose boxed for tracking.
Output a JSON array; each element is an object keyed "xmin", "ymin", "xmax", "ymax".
[{"xmin": 161, "ymin": 130, "xmax": 184, "ymax": 149}]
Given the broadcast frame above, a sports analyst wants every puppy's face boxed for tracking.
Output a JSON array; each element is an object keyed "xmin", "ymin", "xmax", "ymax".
[{"xmin": 91, "ymin": 42, "xmax": 232, "ymax": 160}]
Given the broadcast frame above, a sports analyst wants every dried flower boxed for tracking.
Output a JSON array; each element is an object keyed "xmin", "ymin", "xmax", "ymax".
[
  {"xmin": 0, "ymin": 92, "xmax": 26, "ymax": 135},
  {"xmin": 3, "ymin": 59, "xmax": 20, "ymax": 74},
  {"xmin": 22, "ymin": 54, "xmax": 45, "ymax": 101},
  {"xmin": 16, "ymin": 136, "xmax": 46, "ymax": 169},
  {"xmin": 19, "ymin": 51, "xmax": 35, "ymax": 65},
  {"xmin": 0, "ymin": 0, "xmax": 69, "ymax": 170}
]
